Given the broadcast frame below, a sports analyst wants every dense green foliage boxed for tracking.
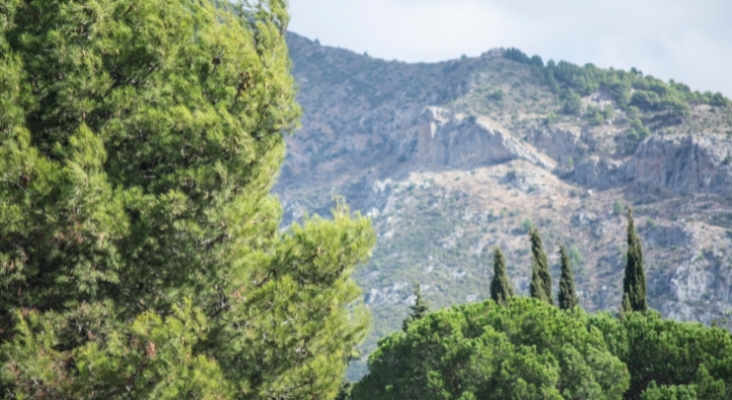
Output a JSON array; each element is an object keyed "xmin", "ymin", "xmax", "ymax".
[
  {"xmin": 529, "ymin": 227, "xmax": 552, "ymax": 305},
  {"xmin": 623, "ymin": 208, "xmax": 648, "ymax": 313},
  {"xmin": 627, "ymin": 117, "xmax": 653, "ymax": 153},
  {"xmin": 0, "ymin": 0, "xmax": 374, "ymax": 398},
  {"xmin": 354, "ymin": 212, "xmax": 732, "ymax": 399},
  {"xmin": 588, "ymin": 311, "xmax": 732, "ymax": 399},
  {"xmin": 354, "ymin": 298, "xmax": 630, "ymax": 400},
  {"xmin": 557, "ymin": 244, "xmax": 579, "ymax": 311},
  {"xmin": 355, "ymin": 299, "xmax": 732, "ymax": 400},
  {"xmin": 489, "ymin": 247, "xmax": 513, "ymax": 306},
  {"xmin": 503, "ymin": 48, "xmax": 730, "ymax": 113}
]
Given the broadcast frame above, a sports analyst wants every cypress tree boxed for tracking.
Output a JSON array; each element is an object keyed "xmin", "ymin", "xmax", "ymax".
[
  {"xmin": 403, "ymin": 283, "xmax": 430, "ymax": 331},
  {"xmin": 0, "ymin": 1, "xmax": 375, "ymax": 398},
  {"xmin": 623, "ymin": 207, "xmax": 648, "ymax": 312},
  {"xmin": 490, "ymin": 247, "xmax": 514, "ymax": 306},
  {"xmin": 619, "ymin": 293, "xmax": 632, "ymax": 319},
  {"xmin": 558, "ymin": 243, "xmax": 579, "ymax": 310},
  {"xmin": 529, "ymin": 227, "xmax": 553, "ymax": 305}
]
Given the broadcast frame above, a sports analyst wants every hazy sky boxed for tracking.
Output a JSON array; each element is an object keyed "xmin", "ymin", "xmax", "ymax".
[{"xmin": 289, "ymin": 0, "xmax": 732, "ymax": 97}]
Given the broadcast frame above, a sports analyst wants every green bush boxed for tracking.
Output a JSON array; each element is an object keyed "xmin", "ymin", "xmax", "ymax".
[
  {"xmin": 520, "ymin": 217, "xmax": 535, "ymax": 233},
  {"xmin": 614, "ymin": 200, "xmax": 625, "ymax": 215},
  {"xmin": 627, "ymin": 118, "xmax": 652, "ymax": 153},
  {"xmin": 586, "ymin": 105, "xmax": 606, "ymax": 125},
  {"xmin": 562, "ymin": 90, "xmax": 584, "ymax": 115}
]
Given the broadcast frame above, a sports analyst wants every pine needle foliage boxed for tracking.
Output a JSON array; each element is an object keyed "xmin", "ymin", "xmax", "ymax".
[
  {"xmin": 402, "ymin": 283, "xmax": 429, "ymax": 331},
  {"xmin": 623, "ymin": 208, "xmax": 648, "ymax": 313},
  {"xmin": 490, "ymin": 247, "xmax": 513, "ymax": 306},
  {"xmin": 558, "ymin": 244, "xmax": 579, "ymax": 311},
  {"xmin": 0, "ymin": 1, "xmax": 375, "ymax": 398},
  {"xmin": 529, "ymin": 227, "xmax": 553, "ymax": 305}
]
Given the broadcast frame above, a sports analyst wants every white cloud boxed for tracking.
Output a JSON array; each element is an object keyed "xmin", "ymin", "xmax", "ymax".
[{"xmin": 289, "ymin": 0, "xmax": 732, "ymax": 96}]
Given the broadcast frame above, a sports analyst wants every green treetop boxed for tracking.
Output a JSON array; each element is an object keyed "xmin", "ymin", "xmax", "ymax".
[
  {"xmin": 490, "ymin": 247, "xmax": 513, "ymax": 306},
  {"xmin": 0, "ymin": 0, "xmax": 375, "ymax": 398},
  {"xmin": 558, "ymin": 243, "xmax": 579, "ymax": 311},
  {"xmin": 403, "ymin": 283, "xmax": 429, "ymax": 331},
  {"xmin": 622, "ymin": 207, "xmax": 648, "ymax": 313},
  {"xmin": 354, "ymin": 298, "xmax": 630, "ymax": 400},
  {"xmin": 529, "ymin": 227, "xmax": 553, "ymax": 305}
]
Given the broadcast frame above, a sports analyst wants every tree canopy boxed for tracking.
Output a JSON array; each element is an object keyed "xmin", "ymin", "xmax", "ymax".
[
  {"xmin": 0, "ymin": 0, "xmax": 375, "ymax": 398},
  {"xmin": 355, "ymin": 299, "xmax": 732, "ymax": 400},
  {"xmin": 354, "ymin": 298, "xmax": 630, "ymax": 400}
]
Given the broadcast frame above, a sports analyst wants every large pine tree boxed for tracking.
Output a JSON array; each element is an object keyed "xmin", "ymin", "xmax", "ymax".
[
  {"xmin": 490, "ymin": 247, "xmax": 514, "ymax": 306},
  {"xmin": 558, "ymin": 244, "xmax": 579, "ymax": 310},
  {"xmin": 0, "ymin": 1, "xmax": 375, "ymax": 398},
  {"xmin": 529, "ymin": 227, "xmax": 553, "ymax": 305},
  {"xmin": 623, "ymin": 207, "xmax": 648, "ymax": 313}
]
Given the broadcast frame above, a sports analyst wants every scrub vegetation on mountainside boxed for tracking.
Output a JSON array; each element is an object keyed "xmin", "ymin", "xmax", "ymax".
[{"xmin": 278, "ymin": 33, "xmax": 732, "ymax": 380}]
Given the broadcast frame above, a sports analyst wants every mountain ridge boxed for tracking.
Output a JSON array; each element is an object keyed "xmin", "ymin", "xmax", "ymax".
[{"xmin": 277, "ymin": 31, "xmax": 732, "ymax": 377}]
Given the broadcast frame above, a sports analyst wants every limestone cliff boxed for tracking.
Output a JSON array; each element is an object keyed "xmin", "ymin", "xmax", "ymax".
[{"xmin": 625, "ymin": 134, "xmax": 732, "ymax": 195}]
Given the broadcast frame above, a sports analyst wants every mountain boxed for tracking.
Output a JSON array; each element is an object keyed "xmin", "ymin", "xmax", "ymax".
[{"xmin": 276, "ymin": 32, "xmax": 732, "ymax": 377}]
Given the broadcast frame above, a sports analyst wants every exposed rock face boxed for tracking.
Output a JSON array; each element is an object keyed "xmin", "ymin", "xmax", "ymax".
[
  {"xmin": 528, "ymin": 127, "xmax": 581, "ymax": 163},
  {"xmin": 571, "ymin": 156, "xmax": 624, "ymax": 189},
  {"xmin": 364, "ymin": 282, "xmax": 410, "ymax": 305},
  {"xmin": 414, "ymin": 107, "xmax": 556, "ymax": 169},
  {"xmin": 626, "ymin": 134, "xmax": 732, "ymax": 195}
]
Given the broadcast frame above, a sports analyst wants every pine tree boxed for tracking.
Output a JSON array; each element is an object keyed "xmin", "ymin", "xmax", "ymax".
[
  {"xmin": 490, "ymin": 247, "xmax": 514, "ymax": 306},
  {"xmin": 623, "ymin": 207, "xmax": 648, "ymax": 312},
  {"xmin": 0, "ymin": 1, "xmax": 375, "ymax": 398},
  {"xmin": 529, "ymin": 227, "xmax": 553, "ymax": 305},
  {"xmin": 558, "ymin": 244, "xmax": 579, "ymax": 310},
  {"xmin": 403, "ymin": 283, "xmax": 430, "ymax": 331}
]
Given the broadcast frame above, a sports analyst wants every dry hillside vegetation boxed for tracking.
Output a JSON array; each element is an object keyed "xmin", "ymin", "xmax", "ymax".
[{"xmin": 276, "ymin": 32, "xmax": 732, "ymax": 377}]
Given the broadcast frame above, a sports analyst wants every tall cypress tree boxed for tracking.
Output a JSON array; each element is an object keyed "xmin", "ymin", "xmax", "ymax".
[
  {"xmin": 0, "ymin": 1, "xmax": 375, "ymax": 398},
  {"xmin": 558, "ymin": 244, "xmax": 579, "ymax": 310},
  {"xmin": 623, "ymin": 207, "xmax": 648, "ymax": 312},
  {"xmin": 619, "ymin": 293, "xmax": 632, "ymax": 319},
  {"xmin": 403, "ymin": 283, "xmax": 430, "ymax": 331},
  {"xmin": 529, "ymin": 227, "xmax": 553, "ymax": 305},
  {"xmin": 490, "ymin": 247, "xmax": 514, "ymax": 306}
]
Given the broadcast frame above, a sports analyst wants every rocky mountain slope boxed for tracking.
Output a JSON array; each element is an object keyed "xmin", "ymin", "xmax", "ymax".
[{"xmin": 275, "ymin": 32, "xmax": 732, "ymax": 376}]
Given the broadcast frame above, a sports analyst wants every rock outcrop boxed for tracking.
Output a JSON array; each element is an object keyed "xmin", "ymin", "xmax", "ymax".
[
  {"xmin": 528, "ymin": 126, "xmax": 582, "ymax": 163},
  {"xmin": 570, "ymin": 156, "xmax": 624, "ymax": 189},
  {"xmin": 625, "ymin": 134, "xmax": 732, "ymax": 195},
  {"xmin": 414, "ymin": 107, "xmax": 556, "ymax": 169}
]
